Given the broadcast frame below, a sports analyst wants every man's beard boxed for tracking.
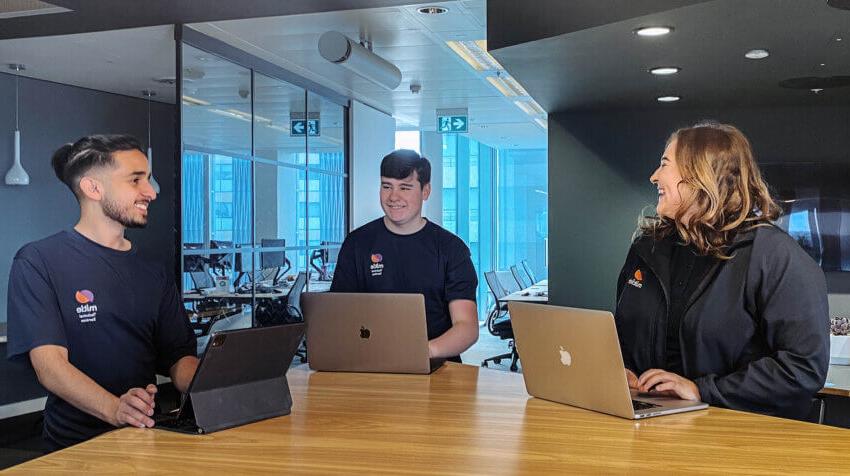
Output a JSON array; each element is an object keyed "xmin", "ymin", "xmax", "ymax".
[{"xmin": 102, "ymin": 195, "xmax": 147, "ymax": 229}]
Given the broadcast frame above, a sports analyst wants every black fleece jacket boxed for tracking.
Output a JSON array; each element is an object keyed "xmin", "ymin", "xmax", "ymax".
[{"xmin": 615, "ymin": 225, "xmax": 829, "ymax": 419}]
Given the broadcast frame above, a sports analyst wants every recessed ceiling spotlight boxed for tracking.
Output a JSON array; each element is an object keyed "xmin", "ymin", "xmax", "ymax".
[
  {"xmin": 811, "ymin": 88, "xmax": 824, "ymax": 94},
  {"xmin": 635, "ymin": 26, "xmax": 673, "ymax": 37},
  {"xmin": 745, "ymin": 49, "xmax": 770, "ymax": 59},
  {"xmin": 649, "ymin": 66, "xmax": 680, "ymax": 75},
  {"xmin": 417, "ymin": 6, "xmax": 448, "ymax": 14},
  {"xmin": 837, "ymin": 37, "xmax": 844, "ymax": 42},
  {"xmin": 657, "ymin": 95, "xmax": 681, "ymax": 103},
  {"xmin": 820, "ymin": 63, "xmax": 827, "ymax": 67}
]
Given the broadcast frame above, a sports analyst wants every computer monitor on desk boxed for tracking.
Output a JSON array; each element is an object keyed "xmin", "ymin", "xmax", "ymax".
[
  {"xmin": 310, "ymin": 242, "xmax": 340, "ymax": 281},
  {"xmin": 259, "ymin": 238, "xmax": 290, "ymax": 285}
]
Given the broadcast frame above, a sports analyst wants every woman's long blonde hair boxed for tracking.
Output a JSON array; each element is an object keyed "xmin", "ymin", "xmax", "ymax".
[{"xmin": 639, "ymin": 122, "xmax": 780, "ymax": 258}]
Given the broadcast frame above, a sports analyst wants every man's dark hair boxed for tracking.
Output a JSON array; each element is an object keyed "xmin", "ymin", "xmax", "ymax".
[
  {"xmin": 51, "ymin": 134, "xmax": 143, "ymax": 198},
  {"xmin": 380, "ymin": 149, "xmax": 431, "ymax": 187}
]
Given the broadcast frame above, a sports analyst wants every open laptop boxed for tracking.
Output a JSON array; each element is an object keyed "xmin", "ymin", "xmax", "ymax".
[
  {"xmin": 155, "ymin": 323, "xmax": 305, "ymax": 434},
  {"xmin": 302, "ymin": 293, "xmax": 444, "ymax": 374},
  {"xmin": 509, "ymin": 302, "xmax": 708, "ymax": 419}
]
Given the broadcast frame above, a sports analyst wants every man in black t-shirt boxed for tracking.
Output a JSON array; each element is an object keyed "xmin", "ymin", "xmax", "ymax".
[
  {"xmin": 6, "ymin": 135, "xmax": 198, "ymax": 450},
  {"xmin": 331, "ymin": 149, "xmax": 479, "ymax": 362}
]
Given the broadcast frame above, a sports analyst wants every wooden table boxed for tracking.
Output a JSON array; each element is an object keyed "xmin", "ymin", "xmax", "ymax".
[{"xmin": 8, "ymin": 363, "xmax": 850, "ymax": 474}]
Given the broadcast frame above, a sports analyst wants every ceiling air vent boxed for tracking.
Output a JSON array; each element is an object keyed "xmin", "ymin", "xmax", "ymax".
[{"xmin": 0, "ymin": 0, "xmax": 71, "ymax": 19}]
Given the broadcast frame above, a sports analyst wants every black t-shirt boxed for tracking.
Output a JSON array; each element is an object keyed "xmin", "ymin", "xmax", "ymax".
[
  {"xmin": 666, "ymin": 242, "xmax": 715, "ymax": 374},
  {"xmin": 6, "ymin": 230, "xmax": 196, "ymax": 450},
  {"xmin": 330, "ymin": 218, "xmax": 478, "ymax": 349}
]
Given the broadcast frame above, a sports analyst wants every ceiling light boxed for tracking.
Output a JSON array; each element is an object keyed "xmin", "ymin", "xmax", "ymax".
[
  {"xmin": 417, "ymin": 6, "xmax": 448, "ymax": 14},
  {"xmin": 514, "ymin": 99, "xmax": 546, "ymax": 116},
  {"xmin": 181, "ymin": 95, "xmax": 210, "ymax": 106},
  {"xmin": 635, "ymin": 26, "xmax": 673, "ymax": 37},
  {"xmin": 446, "ymin": 40, "xmax": 503, "ymax": 71},
  {"xmin": 656, "ymin": 95, "xmax": 681, "ymax": 103},
  {"xmin": 318, "ymin": 31, "xmax": 402, "ymax": 90},
  {"xmin": 486, "ymin": 73, "xmax": 529, "ymax": 97},
  {"xmin": 208, "ymin": 108, "xmax": 251, "ymax": 122},
  {"xmin": 5, "ymin": 64, "xmax": 29, "ymax": 186},
  {"xmin": 745, "ymin": 49, "xmax": 770, "ymax": 60},
  {"xmin": 142, "ymin": 90, "xmax": 160, "ymax": 194},
  {"xmin": 649, "ymin": 66, "xmax": 680, "ymax": 75}
]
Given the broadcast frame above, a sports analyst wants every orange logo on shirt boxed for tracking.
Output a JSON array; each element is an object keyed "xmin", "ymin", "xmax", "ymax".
[
  {"xmin": 75, "ymin": 290, "xmax": 95, "ymax": 304},
  {"xmin": 628, "ymin": 269, "xmax": 644, "ymax": 289}
]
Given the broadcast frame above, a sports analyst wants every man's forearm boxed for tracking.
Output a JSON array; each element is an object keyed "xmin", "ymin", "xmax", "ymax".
[
  {"xmin": 429, "ymin": 320, "xmax": 479, "ymax": 358},
  {"xmin": 170, "ymin": 356, "xmax": 200, "ymax": 393},
  {"xmin": 33, "ymin": 354, "xmax": 120, "ymax": 426}
]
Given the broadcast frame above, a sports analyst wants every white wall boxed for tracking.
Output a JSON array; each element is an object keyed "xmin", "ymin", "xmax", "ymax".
[
  {"xmin": 350, "ymin": 101, "xmax": 395, "ymax": 230},
  {"xmin": 420, "ymin": 131, "xmax": 443, "ymax": 226}
]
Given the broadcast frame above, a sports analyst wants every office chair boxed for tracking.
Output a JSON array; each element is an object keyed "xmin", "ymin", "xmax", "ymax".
[
  {"xmin": 255, "ymin": 272, "xmax": 307, "ymax": 328},
  {"xmin": 496, "ymin": 270, "xmax": 522, "ymax": 295},
  {"xmin": 521, "ymin": 260, "xmax": 537, "ymax": 284},
  {"xmin": 286, "ymin": 272, "xmax": 308, "ymax": 363},
  {"xmin": 481, "ymin": 271, "xmax": 519, "ymax": 372},
  {"xmin": 511, "ymin": 265, "xmax": 532, "ymax": 289},
  {"xmin": 209, "ymin": 241, "xmax": 234, "ymax": 276}
]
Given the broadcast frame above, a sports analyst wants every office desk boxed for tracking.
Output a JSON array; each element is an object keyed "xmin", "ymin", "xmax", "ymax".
[
  {"xmin": 822, "ymin": 364, "xmax": 850, "ymax": 397},
  {"xmin": 8, "ymin": 363, "xmax": 849, "ymax": 474},
  {"xmin": 503, "ymin": 280, "xmax": 549, "ymax": 303}
]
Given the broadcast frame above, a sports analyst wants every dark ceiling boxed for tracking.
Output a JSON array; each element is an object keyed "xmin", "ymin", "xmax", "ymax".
[
  {"xmin": 488, "ymin": 0, "xmax": 850, "ymax": 112},
  {"xmin": 0, "ymin": 0, "xmax": 423, "ymax": 40}
]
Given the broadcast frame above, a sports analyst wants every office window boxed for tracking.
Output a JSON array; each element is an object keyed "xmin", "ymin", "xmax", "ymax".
[
  {"xmin": 496, "ymin": 148, "xmax": 548, "ymax": 281},
  {"xmin": 441, "ymin": 134, "xmax": 496, "ymax": 319},
  {"xmin": 395, "ymin": 130, "xmax": 421, "ymax": 153},
  {"xmin": 179, "ymin": 44, "xmax": 348, "ymax": 324},
  {"xmin": 440, "ymin": 135, "xmax": 547, "ymax": 320}
]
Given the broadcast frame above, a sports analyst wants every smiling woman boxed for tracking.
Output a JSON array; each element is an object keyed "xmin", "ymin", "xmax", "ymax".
[{"xmin": 614, "ymin": 122, "xmax": 829, "ymax": 420}]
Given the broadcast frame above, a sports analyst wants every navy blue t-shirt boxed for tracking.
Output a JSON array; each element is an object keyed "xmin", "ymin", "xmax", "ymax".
[
  {"xmin": 330, "ymin": 218, "xmax": 478, "ymax": 348},
  {"xmin": 6, "ymin": 230, "xmax": 196, "ymax": 450}
]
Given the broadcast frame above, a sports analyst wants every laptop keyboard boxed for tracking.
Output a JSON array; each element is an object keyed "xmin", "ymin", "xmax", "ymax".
[{"xmin": 632, "ymin": 400, "xmax": 662, "ymax": 411}]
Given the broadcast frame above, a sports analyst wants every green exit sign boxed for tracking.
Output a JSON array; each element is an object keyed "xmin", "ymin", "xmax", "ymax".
[{"xmin": 437, "ymin": 115, "xmax": 468, "ymax": 133}]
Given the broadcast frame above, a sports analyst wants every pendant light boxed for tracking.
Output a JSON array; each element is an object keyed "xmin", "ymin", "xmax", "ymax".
[
  {"xmin": 142, "ymin": 89, "xmax": 161, "ymax": 194},
  {"xmin": 5, "ymin": 64, "xmax": 30, "ymax": 186}
]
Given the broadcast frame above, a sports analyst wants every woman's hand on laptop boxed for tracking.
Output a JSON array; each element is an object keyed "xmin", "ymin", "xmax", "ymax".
[
  {"xmin": 637, "ymin": 369, "xmax": 700, "ymax": 401},
  {"xmin": 625, "ymin": 368, "xmax": 639, "ymax": 390}
]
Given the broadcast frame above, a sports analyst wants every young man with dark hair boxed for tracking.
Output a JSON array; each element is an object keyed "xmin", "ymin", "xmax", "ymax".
[
  {"xmin": 331, "ymin": 149, "xmax": 479, "ymax": 361},
  {"xmin": 6, "ymin": 134, "xmax": 198, "ymax": 450}
]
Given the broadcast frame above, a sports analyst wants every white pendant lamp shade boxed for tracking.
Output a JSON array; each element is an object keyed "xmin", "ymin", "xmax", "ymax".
[
  {"xmin": 143, "ymin": 90, "xmax": 160, "ymax": 194},
  {"xmin": 5, "ymin": 64, "xmax": 29, "ymax": 186},
  {"xmin": 147, "ymin": 146, "xmax": 160, "ymax": 194},
  {"xmin": 5, "ymin": 129, "xmax": 29, "ymax": 185}
]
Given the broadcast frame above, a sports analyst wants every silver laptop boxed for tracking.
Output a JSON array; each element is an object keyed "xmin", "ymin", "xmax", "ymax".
[
  {"xmin": 302, "ymin": 293, "xmax": 444, "ymax": 374},
  {"xmin": 509, "ymin": 302, "xmax": 708, "ymax": 419}
]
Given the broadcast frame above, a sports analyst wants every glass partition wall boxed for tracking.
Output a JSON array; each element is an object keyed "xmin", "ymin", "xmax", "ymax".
[{"xmin": 179, "ymin": 42, "xmax": 348, "ymax": 331}]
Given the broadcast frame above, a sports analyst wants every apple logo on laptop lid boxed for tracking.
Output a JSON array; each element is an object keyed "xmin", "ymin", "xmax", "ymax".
[
  {"xmin": 360, "ymin": 326, "xmax": 371, "ymax": 339},
  {"xmin": 559, "ymin": 346, "xmax": 572, "ymax": 367}
]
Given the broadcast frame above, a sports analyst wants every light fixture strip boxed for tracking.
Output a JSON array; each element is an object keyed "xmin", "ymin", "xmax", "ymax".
[
  {"xmin": 514, "ymin": 99, "xmax": 545, "ymax": 117},
  {"xmin": 446, "ymin": 40, "xmax": 503, "ymax": 71},
  {"xmin": 181, "ymin": 95, "xmax": 211, "ymax": 106}
]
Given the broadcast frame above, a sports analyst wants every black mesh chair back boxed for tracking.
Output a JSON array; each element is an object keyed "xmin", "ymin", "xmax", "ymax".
[
  {"xmin": 484, "ymin": 270, "xmax": 508, "ymax": 301},
  {"xmin": 286, "ymin": 272, "xmax": 308, "ymax": 318},
  {"xmin": 496, "ymin": 270, "xmax": 521, "ymax": 294},
  {"xmin": 511, "ymin": 265, "xmax": 532, "ymax": 289},
  {"xmin": 521, "ymin": 260, "xmax": 537, "ymax": 284}
]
